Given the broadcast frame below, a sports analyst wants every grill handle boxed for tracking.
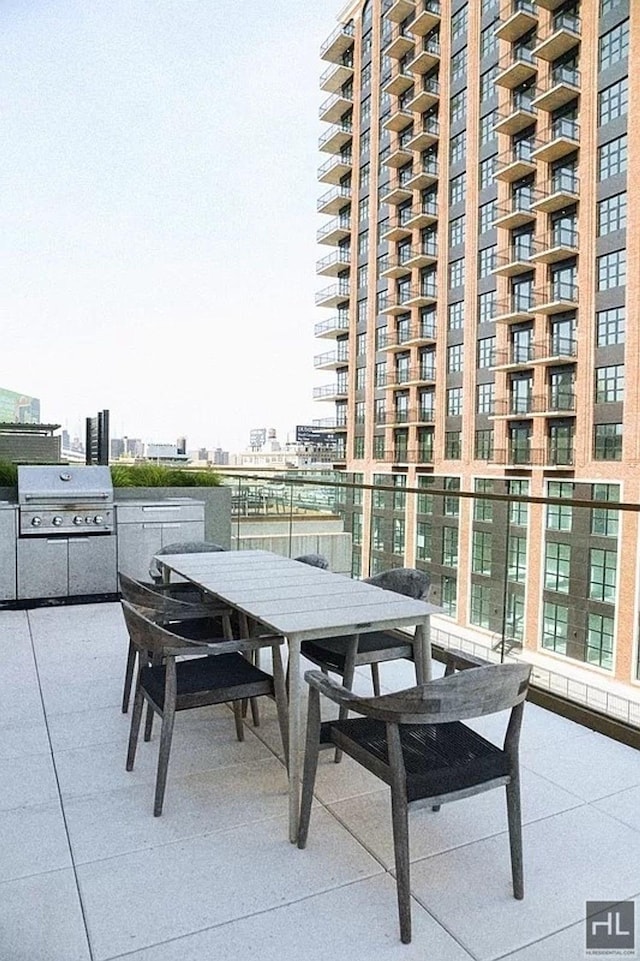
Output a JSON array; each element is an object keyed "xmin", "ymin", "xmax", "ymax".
[{"xmin": 22, "ymin": 492, "xmax": 111, "ymax": 502}]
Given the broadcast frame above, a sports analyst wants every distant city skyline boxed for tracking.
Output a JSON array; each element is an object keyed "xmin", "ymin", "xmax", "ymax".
[{"xmin": 2, "ymin": 0, "xmax": 340, "ymax": 451}]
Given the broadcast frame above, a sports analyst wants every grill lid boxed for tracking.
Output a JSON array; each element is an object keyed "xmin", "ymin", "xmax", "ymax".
[{"xmin": 17, "ymin": 466, "xmax": 114, "ymax": 505}]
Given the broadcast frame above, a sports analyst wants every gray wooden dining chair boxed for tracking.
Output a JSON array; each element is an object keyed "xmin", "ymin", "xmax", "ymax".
[
  {"xmin": 121, "ymin": 601, "xmax": 289, "ymax": 816},
  {"xmin": 298, "ymin": 650, "xmax": 532, "ymax": 943},
  {"xmin": 149, "ymin": 540, "xmax": 227, "ymax": 584},
  {"xmin": 294, "ymin": 553, "xmax": 329, "ymax": 570}
]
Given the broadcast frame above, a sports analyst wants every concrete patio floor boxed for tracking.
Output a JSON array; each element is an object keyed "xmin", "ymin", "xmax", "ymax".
[{"xmin": 2, "ymin": 601, "xmax": 640, "ymax": 961}]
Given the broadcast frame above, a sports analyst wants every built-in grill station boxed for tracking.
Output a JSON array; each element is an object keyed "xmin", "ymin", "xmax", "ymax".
[{"xmin": 16, "ymin": 466, "xmax": 118, "ymax": 599}]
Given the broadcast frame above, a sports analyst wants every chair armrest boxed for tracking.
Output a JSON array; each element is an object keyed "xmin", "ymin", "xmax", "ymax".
[
  {"xmin": 441, "ymin": 648, "xmax": 492, "ymax": 672},
  {"xmin": 304, "ymin": 669, "xmax": 365, "ymax": 707},
  {"xmin": 201, "ymin": 634, "xmax": 285, "ymax": 656}
]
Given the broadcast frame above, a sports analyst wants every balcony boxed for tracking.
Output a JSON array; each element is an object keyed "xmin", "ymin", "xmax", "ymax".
[
  {"xmin": 315, "ymin": 281, "xmax": 351, "ymax": 308},
  {"xmin": 319, "ymin": 91, "xmax": 354, "ymax": 125},
  {"xmin": 532, "ymin": 66, "xmax": 580, "ymax": 113},
  {"xmin": 408, "ymin": 36, "xmax": 440, "ymax": 75},
  {"xmin": 495, "ymin": 142, "xmax": 537, "ymax": 182},
  {"xmin": 494, "ymin": 294, "xmax": 535, "ymax": 324},
  {"xmin": 317, "ymin": 153, "xmax": 352, "ymax": 186},
  {"xmin": 494, "ymin": 195, "xmax": 536, "ymax": 230},
  {"xmin": 385, "ymin": 0, "xmax": 416, "ymax": 23},
  {"xmin": 532, "ymin": 280, "xmax": 579, "ymax": 314},
  {"xmin": 319, "ymin": 120, "xmax": 353, "ymax": 155},
  {"xmin": 9, "ymin": 466, "xmax": 640, "ymax": 961},
  {"xmin": 316, "ymin": 215, "xmax": 351, "ymax": 246},
  {"xmin": 411, "ymin": 0, "xmax": 441, "ymax": 37},
  {"xmin": 406, "ymin": 158, "xmax": 438, "ymax": 190},
  {"xmin": 387, "ymin": 364, "xmax": 436, "ymax": 386},
  {"xmin": 383, "ymin": 104, "xmax": 414, "ymax": 133},
  {"xmin": 383, "ymin": 66, "xmax": 414, "ymax": 97},
  {"xmin": 406, "ymin": 200, "xmax": 438, "ymax": 229},
  {"xmin": 319, "ymin": 60, "xmax": 354, "ymax": 95},
  {"xmin": 387, "ymin": 23, "xmax": 415, "ymax": 60},
  {"xmin": 381, "ymin": 178, "xmax": 414, "ymax": 206},
  {"xmin": 313, "ymin": 381, "xmax": 348, "ymax": 400},
  {"xmin": 530, "ymin": 229, "xmax": 579, "ymax": 265},
  {"xmin": 494, "ymin": 393, "xmax": 576, "ymax": 418},
  {"xmin": 315, "ymin": 248, "xmax": 351, "ymax": 276},
  {"xmin": 313, "ymin": 347, "xmax": 349, "ymax": 370},
  {"xmin": 406, "ymin": 117, "xmax": 439, "ymax": 152},
  {"xmin": 381, "ymin": 210, "xmax": 414, "ymax": 242},
  {"xmin": 493, "ymin": 338, "xmax": 577, "ymax": 368},
  {"xmin": 494, "ymin": 101, "xmax": 537, "ymax": 137},
  {"xmin": 405, "ymin": 241, "xmax": 438, "ymax": 268},
  {"xmin": 531, "ymin": 174, "xmax": 579, "ymax": 214},
  {"xmin": 493, "ymin": 243, "xmax": 535, "ymax": 277},
  {"xmin": 379, "ymin": 251, "xmax": 415, "ymax": 279},
  {"xmin": 314, "ymin": 314, "xmax": 350, "ymax": 339},
  {"xmin": 494, "ymin": 445, "xmax": 545, "ymax": 465},
  {"xmin": 547, "ymin": 444, "xmax": 575, "ymax": 466},
  {"xmin": 385, "ymin": 321, "xmax": 437, "ymax": 349},
  {"xmin": 533, "ymin": 12, "xmax": 581, "ymax": 62},
  {"xmin": 379, "ymin": 282, "xmax": 436, "ymax": 315},
  {"xmin": 495, "ymin": 47, "xmax": 537, "ymax": 90},
  {"xmin": 320, "ymin": 21, "xmax": 355, "ymax": 63},
  {"xmin": 407, "ymin": 75, "xmax": 439, "ymax": 113},
  {"xmin": 495, "ymin": 0, "xmax": 538, "ymax": 43},
  {"xmin": 317, "ymin": 184, "xmax": 351, "ymax": 217}
]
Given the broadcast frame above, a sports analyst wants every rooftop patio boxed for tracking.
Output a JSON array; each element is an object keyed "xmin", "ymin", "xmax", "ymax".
[{"xmin": 3, "ymin": 600, "xmax": 640, "ymax": 961}]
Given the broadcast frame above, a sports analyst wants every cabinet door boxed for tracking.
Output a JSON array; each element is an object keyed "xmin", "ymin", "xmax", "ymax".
[
  {"xmin": 0, "ymin": 509, "xmax": 16, "ymax": 600},
  {"xmin": 68, "ymin": 536, "xmax": 117, "ymax": 595},
  {"xmin": 159, "ymin": 520, "xmax": 205, "ymax": 549},
  {"xmin": 17, "ymin": 538, "xmax": 68, "ymax": 599},
  {"xmin": 117, "ymin": 524, "xmax": 163, "ymax": 581}
]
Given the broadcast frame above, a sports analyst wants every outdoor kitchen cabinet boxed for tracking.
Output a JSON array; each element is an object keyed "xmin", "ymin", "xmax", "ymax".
[
  {"xmin": 16, "ymin": 535, "xmax": 118, "ymax": 600},
  {"xmin": 0, "ymin": 504, "xmax": 17, "ymax": 601},
  {"xmin": 115, "ymin": 500, "xmax": 205, "ymax": 581}
]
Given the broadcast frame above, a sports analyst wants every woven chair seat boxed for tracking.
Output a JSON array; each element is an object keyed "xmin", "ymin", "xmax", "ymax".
[
  {"xmin": 323, "ymin": 717, "xmax": 510, "ymax": 803},
  {"xmin": 302, "ymin": 631, "xmax": 412, "ymax": 673},
  {"xmin": 141, "ymin": 653, "xmax": 275, "ymax": 710}
]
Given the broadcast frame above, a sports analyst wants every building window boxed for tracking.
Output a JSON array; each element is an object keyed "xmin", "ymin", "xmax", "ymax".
[
  {"xmin": 358, "ymin": 229, "xmax": 369, "ymax": 255},
  {"xmin": 393, "ymin": 517, "xmax": 405, "ymax": 555},
  {"xmin": 594, "ymin": 423, "xmax": 622, "ymax": 460},
  {"xmin": 448, "ymin": 343, "xmax": 464, "ymax": 373},
  {"xmin": 597, "ymin": 250, "xmax": 626, "ymax": 290},
  {"xmin": 476, "ymin": 382, "xmax": 494, "ymax": 414},
  {"xmin": 371, "ymin": 514, "xmax": 385, "ymax": 551},
  {"xmin": 475, "ymin": 429, "xmax": 494, "ymax": 460},
  {"xmin": 451, "ymin": 3, "xmax": 468, "ymax": 39},
  {"xmin": 416, "ymin": 522, "xmax": 432, "ymax": 562},
  {"xmin": 587, "ymin": 614, "xmax": 614, "ymax": 670},
  {"xmin": 449, "ymin": 301, "xmax": 464, "ymax": 330},
  {"xmin": 478, "ymin": 290, "xmax": 495, "ymax": 323},
  {"xmin": 474, "ymin": 479, "xmax": 493, "ymax": 521},
  {"xmin": 598, "ymin": 192, "xmax": 627, "ymax": 236},
  {"xmin": 545, "ymin": 542, "xmax": 571, "ymax": 593},
  {"xmin": 590, "ymin": 548, "xmax": 617, "ymax": 603},
  {"xmin": 472, "ymin": 531, "xmax": 492, "ymax": 575},
  {"xmin": 595, "ymin": 364, "xmax": 624, "ymax": 403},
  {"xmin": 450, "ymin": 172, "xmax": 466, "ymax": 205},
  {"xmin": 547, "ymin": 481, "xmax": 573, "ymax": 531},
  {"xmin": 599, "ymin": 77, "xmax": 628, "ymax": 125},
  {"xmin": 508, "ymin": 535, "xmax": 527, "ymax": 584},
  {"xmin": 445, "ymin": 431, "xmax": 462, "ymax": 458},
  {"xmin": 450, "ymin": 214, "xmax": 465, "ymax": 247},
  {"xmin": 478, "ymin": 245, "xmax": 496, "ymax": 278},
  {"xmin": 451, "ymin": 46, "xmax": 467, "ymax": 82},
  {"xmin": 360, "ymin": 96, "xmax": 371, "ymax": 125},
  {"xmin": 355, "ymin": 366, "xmax": 365, "ymax": 390},
  {"xmin": 591, "ymin": 483, "xmax": 620, "ymax": 538},
  {"xmin": 443, "ymin": 526, "xmax": 459, "ymax": 567},
  {"xmin": 480, "ymin": 66, "xmax": 497, "ymax": 103},
  {"xmin": 450, "ymin": 130, "xmax": 466, "ymax": 165},
  {"xmin": 480, "ymin": 22, "xmax": 497, "ymax": 59},
  {"xmin": 596, "ymin": 306, "xmax": 625, "ymax": 346},
  {"xmin": 450, "ymin": 89, "xmax": 467, "ymax": 124},
  {"xmin": 441, "ymin": 576, "xmax": 457, "ymax": 617},
  {"xmin": 599, "ymin": 20, "xmax": 629, "ymax": 70},
  {"xmin": 375, "ymin": 361, "xmax": 386, "ymax": 387},
  {"xmin": 470, "ymin": 583, "xmax": 491, "ymax": 629},
  {"xmin": 601, "ymin": 0, "xmax": 624, "ymax": 12},
  {"xmin": 447, "ymin": 386, "xmax": 463, "ymax": 415},
  {"xmin": 372, "ymin": 434, "xmax": 386, "ymax": 458},
  {"xmin": 598, "ymin": 134, "xmax": 627, "ymax": 181},
  {"xmin": 353, "ymin": 436, "xmax": 365, "ymax": 458},
  {"xmin": 355, "ymin": 401, "xmax": 365, "ymax": 424},
  {"xmin": 479, "ymin": 110, "xmax": 498, "ymax": 145},
  {"xmin": 542, "ymin": 602, "xmax": 568, "ymax": 655},
  {"xmin": 477, "ymin": 336, "xmax": 495, "ymax": 367},
  {"xmin": 449, "ymin": 258, "xmax": 465, "ymax": 288},
  {"xmin": 478, "ymin": 199, "xmax": 496, "ymax": 233},
  {"xmin": 358, "ymin": 299, "xmax": 368, "ymax": 322}
]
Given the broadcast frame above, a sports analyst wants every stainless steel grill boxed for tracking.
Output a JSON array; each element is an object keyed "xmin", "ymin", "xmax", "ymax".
[{"xmin": 17, "ymin": 466, "xmax": 114, "ymax": 536}]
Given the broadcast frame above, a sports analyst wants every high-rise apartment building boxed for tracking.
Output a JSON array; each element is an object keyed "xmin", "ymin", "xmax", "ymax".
[{"xmin": 314, "ymin": 0, "xmax": 639, "ymax": 688}]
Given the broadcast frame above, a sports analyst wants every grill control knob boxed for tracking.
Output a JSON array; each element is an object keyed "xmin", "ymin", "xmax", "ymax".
[
  {"xmin": 52, "ymin": 516, "xmax": 63, "ymax": 527},
  {"xmin": 73, "ymin": 515, "xmax": 84, "ymax": 525},
  {"xmin": 94, "ymin": 515, "xmax": 104, "ymax": 526},
  {"xmin": 31, "ymin": 516, "xmax": 42, "ymax": 527}
]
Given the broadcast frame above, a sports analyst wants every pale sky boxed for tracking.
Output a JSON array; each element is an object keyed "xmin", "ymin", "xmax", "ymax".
[{"xmin": 1, "ymin": 0, "xmax": 341, "ymax": 452}]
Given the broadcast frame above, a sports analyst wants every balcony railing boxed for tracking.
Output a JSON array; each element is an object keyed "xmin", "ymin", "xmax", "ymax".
[
  {"xmin": 317, "ymin": 183, "xmax": 352, "ymax": 215},
  {"xmin": 314, "ymin": 314, "xmax": 349, "ymax": 338},
  {"xmin": 317, "ymin": 152, "xmax": 353, "ymax": 185},
  {"xmin": 312, "ymin": 382, "xmax": 348, "ymax": 400},
  {"xmin": 315, "ymin": 248, "xmax": 351, "ymax": 276},
  {"xmin": 534, "ymin": 11, "xmax": 581, "ymax": 61},
  {"xmin": 318, "ymin": 120, "xmax": 353, "ymax": 154},
  {"xmin": 531, "ymin": 173, "xmax": 579, "ymax": 213},
  {"xmin": 313, "ymin": 348, "xmax": 349, "ymax": 369},
  {"xmin": 316, "ymin": 215, "xmax": 351, "ymax": 245},
  {"xmin": 319, "ymin": 91, "xmax": 354, "ymax": 125},
  {"xmin": 411, "ymin": 0, "xmax": 441, "ymax": 36},
  {"xmin": 496, "ymin": 45, "xmax": 537, "ymax": 89},
  {"xmin": 315, "ymin": 281, "xmax": 351, "ymax": 308},
  {"xmin": 320, "ymin": 22, "xmax": 355, "ymax": 63},
  {"xmin": 408, "ymin": 35, "xmax": 440, "ymax": 74},
  {"xmin": 495, "ymin": 0, "xmax": 538, "ymax": 44},
  {"xmin": 532, "ymin": 280, "xmax": 579, "ymax": 313},
  {"xmin": 493, "ymin": 337, "xmax": 577, "ymax": 367}
]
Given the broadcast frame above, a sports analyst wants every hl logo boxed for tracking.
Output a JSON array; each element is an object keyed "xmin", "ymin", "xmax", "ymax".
[{"xmin": 586, "ymin": 901, "xmax": 635, "ymax": 955}]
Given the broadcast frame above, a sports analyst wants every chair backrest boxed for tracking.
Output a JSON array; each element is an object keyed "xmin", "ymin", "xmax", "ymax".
[
  {"xmin": 121, "ymin": 600, "xmax": 202, "ymax": 658},
  {"xmin": 149, "ymin": 541, "xmax": 226, "ymax": 581},
  {"xmin": 294, "ymin": 554, "xmax": 329, "ymax": 570},
  {"xmin": 307, "ymin": 661, "xmax": 532, "ymax": 726},
  {"xmin": 119, "ymin": 571, "xmax": 196, "ymax": 616},
  {"xmin": 364, "ymin": 568, "xmax": 431, "ymax": 601}
]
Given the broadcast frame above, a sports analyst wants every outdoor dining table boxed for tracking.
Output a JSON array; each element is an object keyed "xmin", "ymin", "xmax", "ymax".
[{"xmin": 156, "ymin": 549, "xmax": 441, "ymax": 841}]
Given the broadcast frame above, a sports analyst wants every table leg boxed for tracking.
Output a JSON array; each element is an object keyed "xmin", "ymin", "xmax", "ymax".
[
  {"xmin": 287, "ymin": 634, "xmax": 302, "ymax": 842},
  {"xmin": 415, "ymin": 616, "xmax": 432, "ymax": 683}
]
